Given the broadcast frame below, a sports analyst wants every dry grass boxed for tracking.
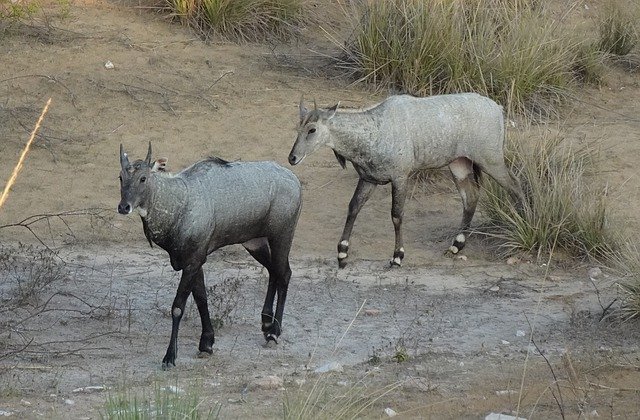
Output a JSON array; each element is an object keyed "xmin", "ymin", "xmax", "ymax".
[
  {"xmin": 164, "ymin": 0, "xmax": 304, "ymax": 42},
  {"xmin": 333, "ymin": 0, "xmax": 605, "ymax": 117},
  {"xmin": 479, "ymin": 126, "xmax": 615, "ymax": 262},
  {"xmin": 597, "ymin": 0, "xmax": 639, "ymax": 57},
  {"xmin": 283, "ymin": 374, "xmax": 401, "ymax": 420}
]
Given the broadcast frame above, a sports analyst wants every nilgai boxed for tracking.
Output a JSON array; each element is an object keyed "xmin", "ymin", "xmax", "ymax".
[
  {"xmin": 118, "ymin": 143, "xmax": 302, "ymax": 367},
  {"xmin": 288, "ymin": 93, "xmax": 524, "ymax": 267}
]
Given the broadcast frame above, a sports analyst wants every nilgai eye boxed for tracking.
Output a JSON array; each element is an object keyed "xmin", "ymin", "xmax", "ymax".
[
  {"xmin": 140, "ymin": 176, "xmax": 146, "ymax": 183},
  {"xmin": 308, "ymin": 128, "xmax": 316, "ymax": 134},
  {"xmin": 118, "ymin": 175, "xmax": 122, "ymax": 181}
]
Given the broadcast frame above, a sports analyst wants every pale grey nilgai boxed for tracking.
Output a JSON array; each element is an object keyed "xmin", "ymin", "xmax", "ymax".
[
  {"xmin": 288, "ymin": 93, "xmax": 525, "ymax": 268},
  {"xmin": 118, "ymin": 143, "xmax": 302, "ymax": 368}
]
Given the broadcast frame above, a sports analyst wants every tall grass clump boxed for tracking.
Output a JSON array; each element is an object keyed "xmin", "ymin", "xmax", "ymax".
[
  {"xmin": 165, "ymin": 0, "xmax": 304, "ymax": 42},
  {"xmin": 479, "ymin": 127, "xmax": 616, "ymax": 262},
  {"xmin": 597, "ymin": 0, "xmax": 639, "ymax": 56},
  {"xmin": 339, "ymin": 0, "xmax": 598, "ymax": 117},
  {"xmin": 102, "ymin": 381, "xmax": 220, "ymax": 419}
]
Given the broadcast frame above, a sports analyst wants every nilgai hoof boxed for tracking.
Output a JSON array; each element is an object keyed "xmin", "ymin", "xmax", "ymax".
[
  {"xmin": 338, "ymin": 259, "xmax": 348, "ymax": 269},
  {"xmin": 389, "ymin": 258, "xmax": 402, "ymax": 267},
  {"xmin": 265, "ymin": 333, "xmax": 278, "ymax": 345}
]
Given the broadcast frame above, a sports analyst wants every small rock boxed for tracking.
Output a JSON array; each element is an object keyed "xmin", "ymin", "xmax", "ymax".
[
  {"xmin": 364, "ymin": 309, "xmax": 381, "ymax": 316},
  {"xmin": 587, "ymin": 267, "xmax": 602, "ymax": 280},
  {"xmin": 495, "ymin": 390, "xmax": 516, "ymax": 396},
  {"xmin": 20, "ymin": 400, "xmax": 31, "ymax": 406},
  {"xmin": 457, "ymin": 255, "xmax": 468, "ymax": 261},
  {"xmin": 506, "ymin": 257, "xmax": 519, "ymax": 265},
  {"xmin": 384, "ymin": 407, "xmax": 398, "ymax": 417},
  {"xmin": 485, "ymin": 413, "xmax": 526, "ymax": 420},
  {"xmin": 64, "ymin": 399, "xmax": 75, "ymax": 405},
  {"xmin": 589, "ymin": 409, "xmax": 599, "ymax": 417},
  {"xmin": 161, "ymin": 386, "xmax": 184, "ymax": 394},
  {"xmin": 337, "ymin": 380, "xmax": 349, "ymax": 386},
  {"xmin": 253, "ymin": 375, "xmax": 283, "ymax": 390},
  {"xmin": 489, "ymin": 285, "xmax": 500, "ymax": 292},
  {"xmin": 0, "ymin": 410, "xmax": 14, "ymax": 417},
  {"xmin": 501, "ymin": 340, "xmax": 510, "ymax": 345},
  {"xmin": 314, "ymin": 361, "xmax": 344, "ymax": 373},
  {"xmin": 72, "ymin": 385, "xmax": 108, "ymax": 393},
  {"xmin": 516, "ymin": 330, "xmax": 526, "ymax": 337},
  {"xmin": 294, "ymin": 379, "xmax": 306, "ymax": 386},
  {"xmin": 104, "ymin": 61, "xmax": 115, "ymax": 69}
]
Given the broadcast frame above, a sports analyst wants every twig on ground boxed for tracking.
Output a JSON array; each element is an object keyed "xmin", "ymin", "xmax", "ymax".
[
  {"xmin": 588, "ymin": 276, "xmax": 618, "ymax": 321},
  {"xmin": 531, "ymin": 337, "xmax": 565, "ymax": 419}
]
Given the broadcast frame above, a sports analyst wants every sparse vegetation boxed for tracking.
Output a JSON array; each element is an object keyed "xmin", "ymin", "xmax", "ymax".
[
  {"xmin": 0, "ymin": 0, "xmax": 39, "ymax": 20},
  {"xmin": 206, "ymin": 271, "xmax": 242, "ymax": 329},
  {"xmin": 164, "ymin": 0, "xmax": 304, "ymax": 41},
  {"xmin": 0, "ymin": 243, "xmax": 67, "ymax": 306},
  {"xmin": 283, "ymin": 375, "xmax": 400, "ymax": 420}
]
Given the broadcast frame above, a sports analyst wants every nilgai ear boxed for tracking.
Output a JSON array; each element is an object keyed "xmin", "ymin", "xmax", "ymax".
[
  {"xmin": 299, "ymin": 97, "xmax": 308, "ymax": 120},
  {"xmin": 120, "ymin": 144, "xmax": 130, "ymax": 169},
  {"xmin": 152, "ymin": 158, "xmax": 168, "ymax": 172},
  {"xmin": 145, "ymin": 141, "xmax": 153, "ymax": 165},
  {"xmin": 327, "ymin": 102, "xmax": 340, "ymax": 120}
]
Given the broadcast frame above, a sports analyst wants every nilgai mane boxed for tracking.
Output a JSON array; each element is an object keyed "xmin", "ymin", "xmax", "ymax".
[
  {"xmin": 118, "ymin": 143, "xmax": 302, "ymax": 368},
  {"xmin": 288, "ymin": 93, "xmax": 525, "ymax": 267}
]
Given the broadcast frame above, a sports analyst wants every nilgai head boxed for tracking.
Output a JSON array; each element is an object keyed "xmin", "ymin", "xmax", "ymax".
[
  {"xmin": 118, "ymin": 142, "xmax": 166, "ymax": 216},
  {"xmin": 288, "ymin": 98, "xmax": 339, "ymax": 166}
]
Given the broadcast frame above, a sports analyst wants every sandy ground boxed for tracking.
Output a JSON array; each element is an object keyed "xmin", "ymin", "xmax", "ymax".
[{"xmin": 1, "ymin": 0, "xmax": 640, "ymax": 418}]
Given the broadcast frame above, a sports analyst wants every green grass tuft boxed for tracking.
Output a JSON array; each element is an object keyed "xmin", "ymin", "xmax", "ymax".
[{"xmin": 102, "ymin": 381, "xmax": 220, "ymax": 419}]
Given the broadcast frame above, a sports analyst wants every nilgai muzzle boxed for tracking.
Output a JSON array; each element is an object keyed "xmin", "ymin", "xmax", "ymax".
[{"xmin": 119, "ymin": 142, "xmax": 302, "ymax": 368}]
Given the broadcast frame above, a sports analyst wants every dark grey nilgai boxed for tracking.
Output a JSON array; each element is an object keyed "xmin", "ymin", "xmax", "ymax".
[
  {"xmin": 288, "ymin": 93, "xmax": 525, "ymax": 268},
  {"xmin": 118, "ymin": 143, "xmax": 302, "ymax": 368}
]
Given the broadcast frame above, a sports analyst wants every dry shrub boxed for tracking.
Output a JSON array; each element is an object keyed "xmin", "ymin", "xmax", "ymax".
[
  {"xmin": 165, "ymin": 0, "xmax": 304, "ymax": 41},
  {"xmin": 0, "ymin": 243, "xmax": 67, "ymax": 307},
  {"xmin": 206, "ymin": 271, "xmax": 242, "ymax": 329}
]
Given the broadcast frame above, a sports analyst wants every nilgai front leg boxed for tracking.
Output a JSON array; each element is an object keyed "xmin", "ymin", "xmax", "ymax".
[{"xmin": 337, "ymin": 178, "xmax": 377, "ymax": 268}]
